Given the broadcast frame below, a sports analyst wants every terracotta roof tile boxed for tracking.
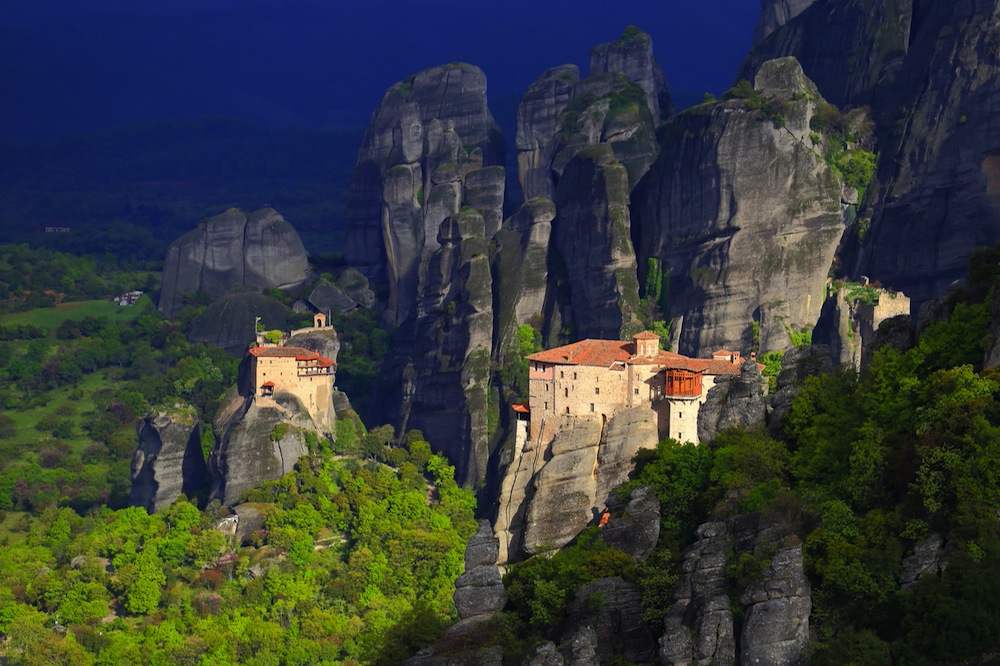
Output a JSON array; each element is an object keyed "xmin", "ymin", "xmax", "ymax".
[
  {"xmin": 527, "ymin": 339, "xmax": 744, "ymax": 375},
  {"xmin": 633, "ymin": 331, "xmax": 660, "ymax": 340},
  {"xmin": 249, "ymin": 345, "xmax": 337, "ymax": 367}
]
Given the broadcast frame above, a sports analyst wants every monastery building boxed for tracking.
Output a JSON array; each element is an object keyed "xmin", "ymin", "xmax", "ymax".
[{"xmin": 521, "ymin": 331, "xmax": 750, "ymax": 447}]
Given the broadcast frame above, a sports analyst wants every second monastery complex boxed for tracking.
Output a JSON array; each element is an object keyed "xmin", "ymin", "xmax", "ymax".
[
  {"xmin": 247, "ymin": 312, "xmax": 338, "ymax": 433},
  {"xmin": 519, "ymin": 331, "xmax": 754, "ymax": 447}
]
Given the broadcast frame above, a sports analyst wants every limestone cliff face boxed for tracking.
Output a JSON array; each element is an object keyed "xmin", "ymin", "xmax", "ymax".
[
  {"xmin": 208, "ymin": 394, "xmax": 311, "ymax": 505},
  {"xmin": 633, "ymin": 58, "xmax": 846, "ymax": 356},
  {"xmin": 341, "ymin": 63, "xmax": 505, "ymax": 326},
  {"xmin": 698, "ymin": 361, "xmax": 769, "ymax": 443},
  {"xmin": 741, "ymin": 0, "xmax": 911, "ymax": 108},
  {"xmin": 375, "ymin": 208, "xmax": 494, "ymax": 486},
  {"xmin": 660, "ymin": 514, "xmax": 811, "ymax": 666},
  {"xmin": 130, "ymin": 405, "xmax": 208, "ymax": 512},
  {"xmin": 496, "ymin": 407, "xmax": 658, "ymax": 564},
  {"xmin": 159, "ymin": 208, "xmax": 308, "ymax": 318},
  {"xmin": 516, "ymin": 66, "xmax": 579, "ymax": 202}
]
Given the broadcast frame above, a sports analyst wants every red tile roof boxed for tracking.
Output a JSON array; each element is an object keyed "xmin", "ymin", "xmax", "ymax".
[
  {"xmin": 527, "ymin": 339, "xmax": 744, "ymax": 375},
  {"xmin": 261, "ymin": 381, "xmax": 275, "ymax": 387},
  {"xmin": 633, "ymin": 331, "xmax": 660, "ymax": 340},
  {"xmin": 249, "ymin": 345, "xmax": 337, "ymax": 367},
  {"xmin": 512, "ymin": 402, "xmax": 530, "ymax": 414}
]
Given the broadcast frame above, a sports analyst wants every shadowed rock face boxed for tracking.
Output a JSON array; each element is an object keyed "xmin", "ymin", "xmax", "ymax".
[
  {"xmin": 375, "ymin": 208, "xmax": 494, "ymax": 486},
  {"xmin": 859, "ymin": 1, "xmax": 1000, "ymax": 306},
  {"xmin": 130, "ymin": 406, "xmax": 208, "ymax": 512},
  {"xmin": 633, "ymin": 58, "xmax": 846, "ymax": 356},
  {"xmin": 742, "ymin": 0, "xmax": 910, "ymax": 109},
  {"xmin": 159, "ymin": 208, "xmax": 308, "ymax": 318},
  {"xmin": 188, "ymin": 292, "xmax": 290, "ymax": 355},
  {"xmin": 698, "ymin": 361, "xmax": 769, "ymax": 443},
  {"xmin": 552, "ymin": 144, "xmax": 642, "ymax": 340},
  {"xmin": 342, "ymin": 63, "xmax": 505, "ymax": 325},
  {"xmin": 754, "ymin": 0, "xmax": 818, "ymax": 44}
]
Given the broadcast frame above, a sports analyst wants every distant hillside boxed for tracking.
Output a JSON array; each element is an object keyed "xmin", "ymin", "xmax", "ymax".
[{"xmin": 0, "ymin": 118, "xmax": 363, "ymax": 258}]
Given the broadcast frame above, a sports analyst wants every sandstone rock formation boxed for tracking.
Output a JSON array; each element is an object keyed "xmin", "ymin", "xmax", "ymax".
[
  {"xmin": 698, "ymin": 360, "xmax": 769, "ymax": 443},
  {"xmin": 159, "ymin": 208, "xmax": 308, "ymax": 318},
  {"xmin": 599, "ymin": 485, "xmax": 660, "ymax": 561},
  {"xmin": 130, "ymin": 405, "xmax": 209, "ymax": 512},
  {"xmin": 633, "ymin": 57, "xmax": 846, "ymax": 357},
  {"xmin": 858, "ymin": 1, "xmax": 1000, "ymax": 306},
  {"xmin": 660, "ymin": 514, "xmax": 811, "ymax": 666},
  {"xmin": 452, "ymin": 521, "xmax": 506, "ymax": 624},
  {"xmin": 515, "ymin": 27, "xmax": 666, "ymax": 202},
  {"xmin": 559, "ymin": 577, "xmax": 658, "ymax": 665},
  {"xmin": 589, "ymin": 27, "xmax": 671, "ymax": 124},
  {"xmin": 375, "ymin": 207, "xmax": 494, "ymax": 486},
  {"xmin": 753, "ymin": 0, "xmax": 817, "ymax": 45},
  {"xmin": 341, "ymin": 63, "xmax": 505, "ymax": 326}
]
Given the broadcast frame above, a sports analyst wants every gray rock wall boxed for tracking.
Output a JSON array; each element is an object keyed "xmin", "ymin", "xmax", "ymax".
[{"xmin": 633, "ymin": 58, "xmax": 846, "ymax": 357}]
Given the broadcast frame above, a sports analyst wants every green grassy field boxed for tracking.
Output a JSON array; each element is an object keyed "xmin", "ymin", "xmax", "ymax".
[
  {"xmin": 0, "ymin": 295, "xmax": 153, "ymax": 332},
  {"xmin": 4, "ymin": 371, "xmax": 112, "ymax": 448}
]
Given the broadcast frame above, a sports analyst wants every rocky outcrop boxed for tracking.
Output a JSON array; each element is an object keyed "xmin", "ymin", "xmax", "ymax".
[
  {"xmin": 188, "ymin": 292, "xmax": 291, "ymax": 355},
  {"xmin": 498, "ymin": 408, "xmax": 658, "ymax": 563},
  {"xmin": 130, "ymin": 405, "xmax": 209, "ymax": 512},
  {"xmin": 741, "ymin": 0, "xmax": 911, "ymax": 109},
  {"xmin": 208, "ymin": 393, "xmax": 312, "ymax": 505},
  {"xmin": 633, "ymin": 57, "xmax": 846, "ymax": 357},
  {"xmin": 589, "ymin": 27, "xmax": 671, "ymax": 125},
  {"xmin": 813, "ymin": 284, "xmax": 912, "ymax": 369},
  {"xmin": 698, "ymin": 360, "xmax": 769, "ymax": 443},
  {"xmin": 375, "ymin": 207, "xmax": 494, "ymax": 486},
  {"xmin": 899, "ymin": 533, "xmax": 951, "ymax": 591},
  {"xmin": 551, "ymin": 144, "xmax": 642, "ymax": 340},
  {"xmin": 159, "ymin": 208, "xmax": 309, "ymax": 318},
  {"xmin": 515, "ymin": 27, "xmax": 665, "ymax": 202},
  {"xmin": 452, "ymin": 521, "xmax": 506, "ymax": 622},
  {"xmin": 660, "ymin": 514, "xmax": 811, "ymax": 666},
  {"xmin": 342, "ymin": 63, "xmax": 505, "ymax": 326},
  {"xmin": 987, "ymin": 286, "xmax": 1000, "ymax": 369}
]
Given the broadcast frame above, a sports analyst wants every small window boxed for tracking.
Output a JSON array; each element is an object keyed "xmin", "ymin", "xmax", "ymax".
[
  {"xmin": 564, "ymin": 388, "xmax": 569, "ymax": 397},
  {"xmin": 560, "ymin": 371, "xmax": 564, "ymax": 378},
  {"xmin": 544, "ymin": 401, "xmax": 548, "ymax": 410},
  {"xmin": 677, "ymin": 432, "xmax": 682, "ymax": 439},
  {"xmin": 634, "ymin": 388, "xmax": 639, "ymax": 395},
  {"xmin": 595, "ymin": 387, "xmax": 600, "ymax": 395},
  {"xmin": 590, "ymin": 403, "xmax": 595, "ymax": 412},
  {"xmin": 566, "ymin": 407, "xmax": 570, "ymax": 414},
  {"xmin": 573, "ymin": 372, "xmax": 577, "ymax": 380}
]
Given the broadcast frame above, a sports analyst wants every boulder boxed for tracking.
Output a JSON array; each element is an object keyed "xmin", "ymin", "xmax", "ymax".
[
  {"xmin": 599, "ymin": 485, "xmax": 660, "ymax": 561},
  {"xmin": 159, "ymin": 208, "xmax": 308, "ymax": 318},
  {"xmin": 129, "ymin": 404, "xmax": 208, "ymax": 512},
  {"xmin": 188, "ymin": 292, "xmax": 290, "ymax": 355}
]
